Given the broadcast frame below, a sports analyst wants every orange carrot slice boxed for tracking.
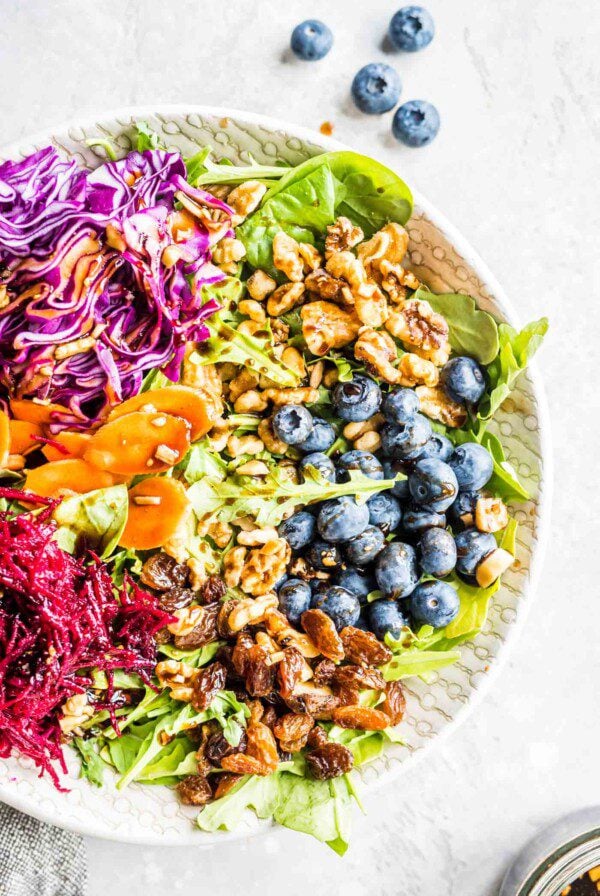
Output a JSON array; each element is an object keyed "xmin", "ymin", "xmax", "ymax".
[
  {"xmin": 84, "ymin": 411, "xmax": 190, "ymax": 476},
  {"xmin": 118, "ymin": 477, "xmax": 190, "ymax": 550},
  {"xmin": 10, "ymin": 398, "xmax": 70, "ymax": 426},
  {"xmin": 107, "ymin": 385, "xmax": 215, "ymax": 440},
  {"xmin": 9, "ymin": 419, "xmax": 44, "ymax": 456},
  {"xmin": 42, "ymin": 431, "xmax": 92, "ymax": 461},
  {"xmin": 0, "ymin": 411, "xmax": 10, "ymax": 468},
  {"xmin": 25, "ymin": 459, "xmax": 117, "ymax": 498}
]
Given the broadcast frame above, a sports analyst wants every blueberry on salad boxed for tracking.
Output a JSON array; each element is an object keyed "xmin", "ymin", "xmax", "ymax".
[
  {"xmin": 290, "ymin": 19, "xmax": 333, "ymax": 60},
  {"xmin": 331, "ymin": 374, "xmax": 382, "ymax": 421},
  {"xmin": 305, "ymin": 539, "xmax": 343, "ymax": 571},
  {"xmin": 278, "ymin": 511, "xmax": 316, "ymax": 551},
  {"xmin": 344, "ymin": 525, "xmax": 386, "ymax": 566},
  {"xmin": 392, "ymin": 100, "xmax": 440, "ymax": 147},
  {"xmin": 313, "ymin": 586, "xmax": 361, "ymax": 630},
  {"xmin": 273, "ymin": 404, "xmax": 314, "ymax": 445},
  {"xmin": 278, "ymin": 578, "xmax": 312, "ymax": 624},
  {"xmin": 297, "ymin": 416, "xmax": 336, "ymax": 453},
  {"xmin": 381, "ymin": 414, "xmax": 432, "ymax": 460},
  {"xmin": 337, "ymin": 449, "xmax": 384, "ymax": 481},
  {"xmin": 368, "ymin": 599, "xmax": 408, "ymax": 640},
  {"xmin": 375, "ymin": 542, "xmax": 419, "ymax": 599},
  {"xmin": 317, "ymin": 495, "xmax": 370, "ymax": 543},
  {"xmin": 447, "ymin": 490, "xmax": 479, "ymax": 530},
  {"xmin": 382, "ymin": 460, "xmax": 411, "ymax": 500},
  {"xmin": 351, "ymin": 63, "xmax": 402, "ymax": 115},
  {"xmin": 388, "ymin": 6, "xmax": 435, "ymax": 52},
  {"xmin": 441, "ymin": 356, "xmax": 486, "ymax": 405},
  {"xmin": 454, "ymin": 529, "xmax": 497, "ymax": 581},
  {"xmin": 336, "ymin": 567, "xmax": 376, "ymax": 603},
  {"xmin": 410, "ymin": 580, "xmax": 459, "ymax": 628},
  {"xmin": 408, "ymin": 457, "xmax": 458, "ymax": 512},
  {"xmin": 402, "ymin": 505, "xmax": 446, "ymax": 535},
  {"xmin": 367, "ymin": 492, "xmax": 402, "ymax": 533},
  {"xmin": 299, "ymin": 451, "xmax": 336, "ymax": 483},
  {"xmin": 418, "ymin": 527, "xmax": 457, "ymax": 577},
  {"xmin": 449, "ymin": 443, "xmax": 494, "ymax": 491},
  {"xmin": 383, "ymin": 387, "xmax": 419, "ymax": 425},
  {"xmin": 415, "ymin": 432, "xmax": 453, "ymax": 463}
]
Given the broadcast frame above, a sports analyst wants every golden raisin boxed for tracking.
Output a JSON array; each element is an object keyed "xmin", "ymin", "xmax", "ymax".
[
  {"xmin": 340, "ymin": 626, "xmax": 393, "ymax": 666},
  {"xmin": 331, "ymin": 705, "xmax": 390, "ymax": 730},
  {"xmin": 380, "ymin": 680, "xmax": 406, "ymax": 725},
  {"xmin": 191, "ymin": 662, "xmax": 227, "ymax": 711},
  {"xmin": 177, "ymin": 774, "xmax": 213, "ymax": 805},
  {"xmin": 300, "ymin": 609, "xmax": 345, "ymax": 662},
  {"xmin": 272, "ymin": 712, "xmax": 314, "ymax": 749},
  {"xmin": 277, "ymin": 646, "xmax": 305, "ymax": 697},
  {"xmin": 306, "ymin": 743, "xmax": 354, "ymax": 780}
]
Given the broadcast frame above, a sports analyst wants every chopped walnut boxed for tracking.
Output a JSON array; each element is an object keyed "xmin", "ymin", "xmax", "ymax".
[
  {"xmin": 354, "ymin": 281, "xmax": 389, "ymax": 327},
  {"xmin": 237, "ymin": 526, "xmax": 279, "ymax": 547},
  {"xmin": 475, "ymin": 496, "xmax": 509, "ymax": 533},
  {"xmin": 226, "ymin": 433, "xmax": 265, "ymax": 457},
  {"xmin": 386, "ymin": 299, "xmax": 450, "ymax": 366},
  {"xmin": 246, "ymin": 269, "xmax": 277, "ymax": 301},
  {"xmin": 197, "ymin": 518, "xmax": 232, "ymax": 549},
  {"xmin": 206, "ymin": 417, "xmax": 231, "ymax": 452},
  {"xmin": 379, "ymin": 259, "xmax": 420, "ymax": 301},
  {"xmin": 301, "ymin": 300, "xmax": 361, "ymax": 356},
  {"xmin": 168, "ymin": 605, "xmax": 206, "ymax": 637},
  {"xmin": 156, "ymin": 660, "xmax": 196, "ymax": 703},
  {"xmin": 181, "ymin": 351, "xmax": 224, "ymax": 420},
  {"xmin": 262, "ymin": 386, "xmax": 319, "ymax": 406},
  {"xmin": 475, "ymin": 548, "xmax": 514, "ymax": 588},
  {"xmin": 304, "ymin": 268, "xmax": 344, "ymax": 301},
  {"xmin": 233, "ymin": 389, "xmax": 268, "ymax": 413},
  {"xmin": 240, "ymin": 539, "xmax": 291, "ymax": 596},
  {"xmin": 269, "ymin": 318, "xmax": 290, "ymax": 345},
  {"xmin": 223, "ymin": 545, "xmax": 247, "ymax": 588},
  {"xmin": 357, "ymin": 222, "xmax": 409, "ymax": 275},
  {"xmin": 354, "ymin": 328, "xmax": 401, "ymax": 384},
  {"xmin": 325, "ymin": 217, "xmax": 364, "ymax": 259},
  {"xmin": 264, "ymin": 610, "xmax": 320, "ymax": 659},
  {"xmin": 343, "ymin": 413, "xmax": 385, "ymax": 440},
  {"xmin": 266, "ymin": 282, "xmax": 305, "ymax": 317},
  {"xmin": 272, "ymin": 231, "xmax": 304, "ymax": 282},
  {"xmin": 59, "ymin": 693, "xmax": 94, "ymax": 735},
  {"xmin": 238, "ymin": 299, "xmax": 266, "ymax": 323},
  {"xmin": 258, "ymin": 417, "xmax": 288, "ymax": 454},
  {"xmin": 227, "ymin": 180, "xmax": 267, "ymax": 225},
  {"xmin": 298, "ymin": 242, "xmax": 322, "ymax": 273},
  {"xmin": 325, "ymin": 250, "xmax": 368, "ymax": 292},
  {"xmin": 397, "ymin": 352, "xmax": 440, "ymax": 387},
  {"xmin": 227, "ymin": 592, "xmax": 279, "ymax": 632},
  {"xmin": 212, "ymin": 237, "xmax": 246, "ymax": 266},
  {"xmin": 229, "ymin": 369, "xmax": 260, "ymax": 403},
  {"xmin": 415, "ymin": 385, "xmax": 467, "ymax": 428},
  {"xmin": 281, "ymin": 346, "xmax": 306, "ymax": 379}
]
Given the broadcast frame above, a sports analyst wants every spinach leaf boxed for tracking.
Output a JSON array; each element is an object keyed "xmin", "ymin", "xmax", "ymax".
[
  {"xmin": 479, "ymin": 430, "xmax": 530, "ymax": 501},
  {"xmin": 53, "ymin": 485, "xmax": 128, "ymax": 558},
  {"xmin": 417, "ymin": 287, "xmax": 499, "ymax": 365},
  {"xmin": 479, "ymin": 318, "xmax": 548, "ymax": 421}
]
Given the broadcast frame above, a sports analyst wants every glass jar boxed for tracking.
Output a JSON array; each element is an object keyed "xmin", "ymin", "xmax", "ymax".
[{"xmin": 500, "ymin": 807, "xmax": 600, "ymax": 896}]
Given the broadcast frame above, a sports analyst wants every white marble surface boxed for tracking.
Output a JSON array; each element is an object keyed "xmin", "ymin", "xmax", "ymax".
[{"xmin": 1, "ymin": 0, "xmax": 599, "ymax": 893}]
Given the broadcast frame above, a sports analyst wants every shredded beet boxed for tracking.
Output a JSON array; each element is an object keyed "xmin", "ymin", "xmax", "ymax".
[{"xmin": 0, "ymin": 488, "xmax": 174, "ymax": 787}]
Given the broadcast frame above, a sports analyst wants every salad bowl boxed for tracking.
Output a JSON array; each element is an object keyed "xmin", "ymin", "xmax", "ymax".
[{"xmin": 0, "ymin": 105, "xmax": 551, "ymax": 845}]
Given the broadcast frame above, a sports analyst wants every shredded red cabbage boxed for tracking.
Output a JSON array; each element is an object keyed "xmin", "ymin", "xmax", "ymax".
[
  {"xmin": 0, "ymin": 488, "xmax": 174, "ymax": 787},
  {"xmin": 0, "ymin": 148, "xmax": 231, "ymax": 426}
]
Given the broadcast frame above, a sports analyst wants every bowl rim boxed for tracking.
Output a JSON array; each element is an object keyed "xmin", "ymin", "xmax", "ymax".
[{"xmin": 0, "ymin": 104, "xmax": 553, "ymax": 846}]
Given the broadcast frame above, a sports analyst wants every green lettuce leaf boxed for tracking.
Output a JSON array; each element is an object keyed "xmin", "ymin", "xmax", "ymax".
[
  {"xmin": 382, "ymin": 647, "xmax": 460, "ymax": 682},
  {"xmin": 186, "ymin": 150, "xmax": 290, "ymax": 187},
  {"xmin": 158, "ymin": 641, "xmax": 223, "ymax": 667},
  {"xmin": 73, "ymin": 737, "xmax": 106, "ymax": 787},
  {"xmin": 479, "ymin": 318, "xmax": 548, "ymax": 421},
  {"xmin": 446, "ymin": 427, "xmax": 530, "ymax": 502},
  {"xmin": 418, "ymin": 288, "xmax": 499, "ymax": 365},
  {"xmin": 53, "ymin": 485, "xmax": 128, "ymax": 558}
]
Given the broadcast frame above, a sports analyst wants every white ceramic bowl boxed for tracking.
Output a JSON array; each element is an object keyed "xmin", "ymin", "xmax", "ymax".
[{"xmin": 0, "ymin": 106, "xmax": 552, "ymax": 845}]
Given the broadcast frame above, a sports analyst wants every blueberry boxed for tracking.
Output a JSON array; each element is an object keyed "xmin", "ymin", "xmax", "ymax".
[
  {"xmin": 383, "ymin": 387, "xmax": 419, "ymax": 425},
  {"xmin": 297, "ymin": 416, "xmax": 336, "ymax": 453},
  {"xmin": 310, "ymin": 578, "xmax": 330, "ymax": 601},
  {"xmin": 441, "ymin": 357, "xmax": 486, "ymax": 405},
  {"xmin": 336, "ymin": 567, "xmax": 375, "ymax": 604},
  {"xmin": 447, "ymin": 490, "xmax": 479, "ymax": 531},
  {"xmin": 449, "ymin": 443, "xmax": 494, "ymax": 491},
  {"xmin": 368, "ymin": 599, "xmax": 408, "ymax": 640},
  {"xmin": 290, "ymin": 19, "xmax": 333, "ymax": 61},
  {"xmin": 317, "ymin": 495, "xmax": 370, "ymax": 543},
  {"xmin": 415, "ymin": 433, "xmax": 453, "ymax": 463},
  {"xmin": 382, "ymin": 460, "xmax": 410, "ymax": 500},
  {"xmin": 278, "ymin": 511, "xmax": 316, "ymax": 551},
  {"xmin": 299, "ymin": 451, "xmax": 336, "ymax": 483},
  {"xmin": 392, "ymin": 100, "xmax": 440, "ymax": 147},
  {"xmin": 375, "ymin": 542, "xmax": 419, "ymax": 599},
  {"xmin": 273, "ymin": 404, "xmax": 314, "ymax": 445},
  {"xmin": 331, "ymin": 374, "xmax": 382, "ymax": 422},
  {"xmin": 367, "ymin": 492, "xmax": 402, "ymax": 533},
  {"xmin": 408, "ymin": 457, "xmax": 458, "ymax": 512},
  {"xmin": 337, "ymin": 449, "xmax": 384, "ymax": 482},
  {"xmin": 389, "ymin": 6, "xmax": 435, "ymax": 52},
  {"xmin": 418, "ymin": 528, "xmax": 457, "ymax": 577},
  {"xmin": 381, "ymin": 414, "xmax": 432, "ymax": 459},
  {"xmin": 278, "ymin": 578, "xmax": 312, "ymax": 625},
  {"xmin": 402, "ymin": 505, "xmax": 446, "ymax": 536},
  {"xmin": 313, "ymin": 586, "xmax": 361, "ymax": 630},
  {"xmin": 410, "ymin": 580, "xmax": 459, "ymax": 628},
  {"xmin": 351, "ymin": 63, "xmax": 402, "ymax": 115},
  {"xmin": 305, "ymin": 539, "xmax": 343, "ymax": 571},
  {"xmin": 344, "ymin": 525, "xmax": 385, "ymax": 566},
  {"xmin": 454, "ymin": 529, "xmax": 496, "ymax": 581},
  {"xmin": 275, "ymin": 574, "xmax": 289, "ymax": 591}
]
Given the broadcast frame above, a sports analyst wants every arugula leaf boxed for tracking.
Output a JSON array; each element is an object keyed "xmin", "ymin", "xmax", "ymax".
[
  {"xmin": 53, "ymin": 485, "xmax": 128, "ymax": 558},
  {"xmin": 158, "ymin": 641, "xmax": 223, "ymax": 667},
  {"xmin": 479, "ymin": 430, "xmax": 530, "ymax": 501},
  {"xmin": 417, "ymin": 288, "xmax": 500, "ymax": 365},
  {"xmin": 186, "ymin": 149, "xmax": 290, "ymax": 187},
  {"xmin": 134, "ymin": 122, "xmax": 164, "ymax": 152},
  {"xmin": 73, "ymin": 737, "xmax": 105, "ymax": 787},
  {"xmin": 177, "ymin": 442, "xmax": 228, "ymax": 485},
  {"xmin": 479, "ymin": 318, "xmax": 548, "ymax": 421},
  {"xmin": 187, "ymin": 466, "xmax": 403, "ymax": 528}
]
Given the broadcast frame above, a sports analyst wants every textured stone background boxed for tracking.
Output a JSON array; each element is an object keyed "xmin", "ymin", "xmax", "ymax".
[{"xmin": 1, "ymin": 0, "xmax": 598, "ymax": 893}]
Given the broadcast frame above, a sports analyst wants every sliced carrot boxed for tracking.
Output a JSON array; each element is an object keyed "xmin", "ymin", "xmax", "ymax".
[
  {"xmin": 9, "ymin": 419, "xmax": 44, "ymax": 456},
  {"xmin": 42, "ymin": 431, "xmax": 92, "ymax": 462},
  {"xmin": 10, "ymin": 398, "xmax": 70, "ymax": 426},
  {"xmin": 0, "ymin": 411, "xmax": 10, "ymax": 468},
  {"xmin": 107, "ymin": 385, "xmax": 215, "ymax": 440},
  {"xmin": 24, "ymin": 458, "xmax": 117, "ymax": 498},
  {"xmin": 84, "ymin": 411, "xmax": 191, "ymax": 476},
  {"xmin": 118, "ymin": 477, "xmax": 190, "ymax": 550}
]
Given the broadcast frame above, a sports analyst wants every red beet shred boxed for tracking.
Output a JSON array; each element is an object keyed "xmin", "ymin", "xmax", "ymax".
[{"xmin": 0, "ymin": 488, "xmax": 173, "ymax": 786}]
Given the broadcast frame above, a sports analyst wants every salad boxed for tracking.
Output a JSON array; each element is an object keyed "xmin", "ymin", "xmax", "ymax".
[{"xmin": 0, "ymin": 125, "xmax": 547, "ymax": 852}]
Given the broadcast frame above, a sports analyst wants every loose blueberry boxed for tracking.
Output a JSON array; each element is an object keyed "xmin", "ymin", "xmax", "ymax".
[
  {"xmin": 392, "ymin": 100, "xmax": 440, "ymax": 147},
  {"xmin": 447, "ymin": 490, "xmax": 479, "ymax": 531},
  {"xmin": 305, "ymin": 539, "xmax": 343, "ymax": 571},
  {"xmin": 290, "ymin": 19, "xmax": 333, "ymax": 61},
  {"xmin": 273, "ymin": 404, "xmax": 314, "ymax": 445},
  {"xmin": 441, "ymin": 357, "xmax": 486, "ymax": 405},
  {"xmin": 278, "ymin": 511, "xmax": 316, "ymax": 552},
  {"xmin": 344, "ymin": 525, "xmax": 385, "ymax": 566},
  {"xmin": 402, "ymin": 505, "xmax": 446, "ymax": 536},
  {"xmin": 415, "ymin": 432, "xmax": 453, "ymax": 463},
  {"xmin": 368, "ymin": 599, "xmax": 408, "ymax": 640},
  {"xmin": 454, "ymin": 529, "xmax": 496, "ymax": 581},
  {"xmin": 389, "ymin": 6, "xmax": 435, "ymax": 52},
  {"xmin": 313, "ymin": 586, "xmax": 361, "ymax": 630},
  {"xmin": 331, "ymin": 374, "xmax": 382, "ymax": 422},
  {"xmin": 278, "ymin": 578, "xmax": 312, "ymax": 625},
  {"xmin": 275, "ymin": 574, "xmax": 289, "ymax": 591},
  {"xmin": 336, "ymin": 567, "xmax": 376, "ymax": 604},
  {"xmin": 337, "ymin": 449, "xmax": 384, "ymax": 482},
  {"xmin": 410, "ymin": 580, "xmax": 459, "ymax": 628},
  {"xmin": 310, "ymin": 578, "xmax": 331, "ymax": 601},
  {"xmin": 351, "ymin": 62, "xmax": 402, "ymax": 115},
  {"xmin": 408, "ymin": 457, "xmax": 458, "ymax": 512},
  {"xmin": 383, "ymin": 387, "xmax": 419, "ymax": 425},
  {"xmin": 375, "ymin": 542, "xmax": 419, "ymax": 599},
  {"xmin": 367, "ymin": 492, "xmax": 402, "ymax": 534},
  {"xmin": 418, "ymin": 527, "xmax": 457, "ymax": 577},
  {"xmin": 449, "ymin": 443, "xmax": 494, "ymax": 491},
  {"xmin": 317, "ymin": 495, "xmax": 370, "ymax": 543},
  {"xmin": 297, "ymin": 416, "xmax": 336, "ymax": 452},
  {"xmin": 299, "ymin": 451, "xmax": 336, "ymax": 483},
  {"xmin": 381, "ymin": 414, "xmax": 432, "ymax": 459},
  {"xmin": 382, "ymin": 460, "xmax": 410, "ymax": 500}
]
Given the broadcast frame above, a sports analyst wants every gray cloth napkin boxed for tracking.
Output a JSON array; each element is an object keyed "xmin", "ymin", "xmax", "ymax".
[{"xmin": 0, "ymin": 802, "xmax": 86, "ymax": 896}]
